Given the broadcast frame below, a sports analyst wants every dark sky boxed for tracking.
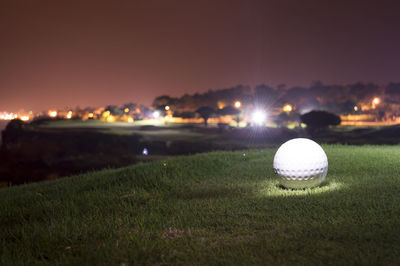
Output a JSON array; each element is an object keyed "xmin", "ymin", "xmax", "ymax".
[{"xmin": 1, "ymin": 0, "xmax": 400, "ymax": 112}]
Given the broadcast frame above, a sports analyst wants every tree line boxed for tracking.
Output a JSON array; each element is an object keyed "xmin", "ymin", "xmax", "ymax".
[{"xmin": 152, "ymin": 81, "xmax": 400, "ymax": 116}]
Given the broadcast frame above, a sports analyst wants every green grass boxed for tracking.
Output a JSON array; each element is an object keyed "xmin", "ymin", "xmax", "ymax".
[
  {"xmin": 1, "ymin": 146, "xmax": 400, "ymax": 265},
  {"xmin": 35, "ymin": 119, "xmax": 217, "ymax": 141}
]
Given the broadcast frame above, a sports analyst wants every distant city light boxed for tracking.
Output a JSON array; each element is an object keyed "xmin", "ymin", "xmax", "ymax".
[
  {"xmin": 252, "ymin": 110, "xmax": 267, "ymax": 126},
  {"xmin": 217, "ymin": 101, "xmax": 226, "ymax": 109},
  {"xmin": 88, "ymin": 113, "xmax": 94, "ymax": 118},
  {"xmin": 124, "ymin": 108, "xmax": 129, "ymax": 113},
  {"xmin": 372, "ymin": 97, "xmax": 381, "ymax": 109},
  {"xmin": 283, "ymin": 104, "xmax": 293, "ymax": 112},
  {"xmin": 48, "ymin": 111, "xmax": 57, "ymax": 118},
  {"xmin": 153, "ymin": 111, "xmax": 160, "ymax": 118},
  {"xmin": 165, "ymin": 105, "xmax": 170, "ymax": 111},
  {"xmin": 106, "ymin": 115, "xmax": 115, "ymax": 122},
  {"xmin": 20, "ymin": 116, "xmax": 30, "ymax": 121},
  {"xmin": 102, "ymin": 111, "xmax": 111, "ymax": 118},
  {"xmin": 234, "ymin": 101, "xmax": 241, "ymax": 108},
  {"xmin": 66, "ymin": 111, "xmax": 72, "ymax": 119},
  {"xmin": 0, "ymin": 112, "xmax": 18, "ymax": 120},
  {"xmin": 354, "ymin": 106, "xmax": 359, "ymax": 111}
]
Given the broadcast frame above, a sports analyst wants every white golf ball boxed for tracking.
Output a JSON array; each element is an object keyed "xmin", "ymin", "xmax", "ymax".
[{"xmin": 273, "ymin": 138, "xmax": 328, "ymax": 189}]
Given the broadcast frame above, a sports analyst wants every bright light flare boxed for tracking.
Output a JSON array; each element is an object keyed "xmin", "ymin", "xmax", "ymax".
[
  {"xmin": 252, "ymin": 110, "xmax": 267, "ymax": 126},
  {"xmin": 153, "ymin": 111, "xmax": 160, "ymax": 119},
  {"xmin": 88, "ymin": 113, "xmax": 94, "ymax": 118},
  {"xmin": 124, "ymin": 108, "xmax": 130, "ymax": 113},
  {"xmin": 283, "ymin": 104, "xmax": 292, "ymax": 112},
  {"xmin": 165, "ymin": 105, "xmax": 170, "ymax": 111},
  {"xmin": 49, "ymin": 111, "xmax": 57, "ymax": 118},
  {"xmin": 66, "ymin": 111, "xmax": 72, "ymax": 119},
  {"xmin": 372, "ymin": 97, "xmax": 380, "ymax": 105},
  {"xmin": 102, "ymin": 111, "xmax": 110, "ymax": 118},
  {"xmin": 0, "ymin": 112, "xmax": 18, "ymax": 120},
  {"xmin": 106, "ymin": 115, "xmax": 115, "ymax": 122},
  {"xmin": 234, "ymin": 101, "xmax": 241, "ymax": 108},
  {"xmin": 20, "ymin": 116, "xmax": 30, "ymax": 121}
]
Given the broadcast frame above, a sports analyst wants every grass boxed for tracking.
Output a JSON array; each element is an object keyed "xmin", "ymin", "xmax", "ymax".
[
  {"xmin": 34, "ymin": 119, "xmax": 217, "ymax": 141},
  {"xmin": 1, "ymin": 145, "xmax": 400, "ymax": 265}
]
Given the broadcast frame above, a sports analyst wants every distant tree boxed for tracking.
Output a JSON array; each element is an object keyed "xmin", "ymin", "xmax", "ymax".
[
  {"xmin": 385, "ymin": 83, "xmax": 400, "ymax": 105},
  {"xmin": 150, "ymin": 81, "xmax": 391, "ymax": 120},
  {"xmin": 171, "ymin": 85, "xmax": 251, "ymax": 112},
  {"xmin": 378, "ymin": 111, "xmax": 386, "ymax": 121},
  {"xmin": 298, "ymin": 98, "xmax": 322, "ymax": 114},
  {"xmin": 348, "ymin": 82, "xmax": 380, "ymax": 103},
  {"xmin": 122, "ymin": 103, "xmax": 137, "ymax": 112},
  {"xmin": 218, "ymin": 105, "xmax": 241, "ymax": 126},
  {"xmin": 152, "ymin": 95, "xmax": 178, "ymax": 110},
  {"xmin": 5, "ymin": 119, "xmax": 25, "ymax": 131},
  {"xmin": 281, "ymin": 86, "xmax": 313, "ymax": 111},
  {"xmin": 105, "ymin": 105, "xmax": 123, "ymax": 116},
  {"xmin": 196, "ymin": 106, "xmax": 215, "ymax": 126},
  {"xmin": 309, "ymin": 81, "xmax": 349, "ymax": 107},
  {"xmin": 301, "ymin": 110, "xmax": 341, "ymax": 137},
  {"xmin": 386, "ymin": 83, "xmax": 400, "ymax": 95},
  {"xmin": 218, "ymin": 106, "xmax": 240, "ymax": 116},
  {"xmin": 338, "ymin": 100, "xmax": 358, "ymax": 114},
  {"xmin": 173, "ymin": 112, "xmax": 196, "ymax": 119},
  {"xmin": 275, "ymin": 112, "xmax": 290, "ymax": 127},
  {"xmin": 212, "ymin": 85, "xmax": 250, "ymax": 106},
  {"xmin": 253, "ymin": 84, "xmax": 278, "ymax": 108},
  {"xmin": 180, "ymin": 112, "xmax": 196, "ymax": 119},
  {"xmin": 275, "ymin": 111, "xmax": 301, "ymax": 127}
]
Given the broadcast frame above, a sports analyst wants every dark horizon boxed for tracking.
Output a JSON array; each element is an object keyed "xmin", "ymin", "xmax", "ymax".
[{"xmin": 2, "ymin": 0, "xmax": 400, "ymax": 112}]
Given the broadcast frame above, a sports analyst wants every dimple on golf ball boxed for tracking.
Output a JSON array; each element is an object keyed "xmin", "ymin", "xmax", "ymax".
[{"xmin": 273, "ymin": 138, "xmax": 328, "ymax": 189}]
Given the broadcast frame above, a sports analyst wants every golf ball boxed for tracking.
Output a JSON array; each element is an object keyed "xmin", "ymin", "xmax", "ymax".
[{"xmin": 273, "ymin": 138, "xmax": 328, "ymax": 189}]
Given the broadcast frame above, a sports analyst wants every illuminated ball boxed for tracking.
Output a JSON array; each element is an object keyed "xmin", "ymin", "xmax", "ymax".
[{"xmin": 273, "ymin": 138, "xmax": 328, "ymax": 189}]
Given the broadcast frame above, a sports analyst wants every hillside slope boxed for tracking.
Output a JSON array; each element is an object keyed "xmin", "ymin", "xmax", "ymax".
[{"xmin": 1, "ymin": 146, "xmax": 400, "ymax": 265}]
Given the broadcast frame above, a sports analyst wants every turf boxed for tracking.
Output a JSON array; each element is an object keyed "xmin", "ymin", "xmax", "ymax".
[{"xmin": 1, "ymin": 145, "xmax": 400, "ymax": 265}]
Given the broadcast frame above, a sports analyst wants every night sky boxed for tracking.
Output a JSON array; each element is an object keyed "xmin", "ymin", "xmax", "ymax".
[{"xmin": 1, "ymin": 0, "xmax": 400, "ymax": 112}]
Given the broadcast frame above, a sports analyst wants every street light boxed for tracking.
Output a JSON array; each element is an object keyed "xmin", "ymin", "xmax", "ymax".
[
  {"xmin": 66, "ymin": 111, "xmax": 72, "ymax": 119},
  {"xmin": 234, "ymin": 101, "xmax": 241, "ymax": 109},
  {"xmin": 48, "ymin": 111, "xmax": 57, "ymax": 118},
  {"xmin": 283, "ymin": 104, "xmax": 293, "ymax": 112},
  {"xmin": 153, "ymin": 111, "xmax": 160, "ymax": 119},
  {"xmin": 252, "ymin": 110, "xmax": 267, "ymax": 126},
  {"xmin": 20, "ymin": 116, "xmax": 30, "ymax": 121},
  {"xmin": 372, "ymin": 97, "xmax": 381, "ymax": 109}
]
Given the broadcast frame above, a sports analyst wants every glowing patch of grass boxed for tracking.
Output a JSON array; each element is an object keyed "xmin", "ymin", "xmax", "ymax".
[
  {"xmin": 1, "ymin": 146, "xmax": 400, "ymax": 265},
  {"xmin": 258, "ymin": 180, "xmax": 346, "ymax": 197}
]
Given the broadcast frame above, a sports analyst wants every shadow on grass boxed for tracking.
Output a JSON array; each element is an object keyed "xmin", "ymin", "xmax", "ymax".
[
  {"xmin": 275, "ymin": 179, "xmax": 331, "ymax": 190},
  {"xmin": 257, "ymin": 179, "xmax": 346, "ymax": 198}
]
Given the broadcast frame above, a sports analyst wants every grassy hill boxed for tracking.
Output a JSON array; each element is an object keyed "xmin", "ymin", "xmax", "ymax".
[{"xmin": 1, "ymin": 146, "xmax": 400, "ymax": 265}]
